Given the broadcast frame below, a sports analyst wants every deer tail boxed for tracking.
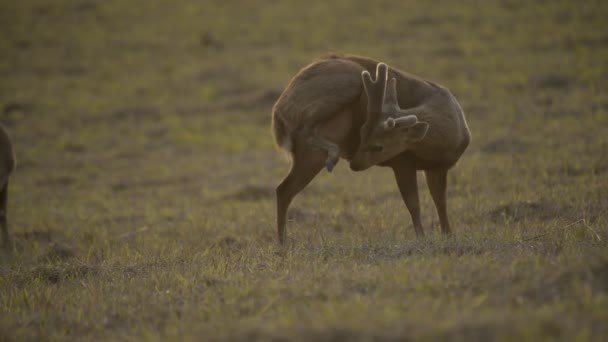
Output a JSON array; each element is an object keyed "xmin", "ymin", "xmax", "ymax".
[{"xmin": 271, "ymin": 111, "xmax": 293, "ymax": 160}]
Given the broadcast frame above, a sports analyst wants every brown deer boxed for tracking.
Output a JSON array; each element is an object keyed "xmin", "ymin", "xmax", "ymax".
[
  {"xmin": 271, "ymin": 54, "xmax": 470, "ymax": 245},
  {"xmin": 0, "ymin": 124, "xmax": 15, "ymax": 249}
]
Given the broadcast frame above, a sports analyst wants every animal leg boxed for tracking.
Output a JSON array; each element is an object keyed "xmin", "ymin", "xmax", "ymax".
[
  {"xmin": 390, "ymin": 155, "xmax": 424, "ymax": 238},
  {"xmin": 425, "ymin": 168, "xmax": 451, "ymax": 235},
  {"xmin": 307, "ymin": 135, "xmax": 340, "ymax": 172},
  {"xmin": 276, "ymin": 136, "xmax": 326, "ymax": 245},
  {"xmin": 0, "ymin": 180, "xmax": 10, "ymax": 250}
]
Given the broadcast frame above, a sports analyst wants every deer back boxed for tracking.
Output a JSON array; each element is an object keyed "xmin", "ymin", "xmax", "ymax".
[{"xmin": 272, "ymin": 58, "xmax": 366, "ymax": 134}]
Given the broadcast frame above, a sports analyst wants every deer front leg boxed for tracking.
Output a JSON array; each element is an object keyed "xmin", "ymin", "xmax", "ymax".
[
  {"xmin": 425, "ymin": 168, "xmax": 451, "ymax": 235},
  {"xmin": 307, "ymin": 135, "xmax": 340, "ymax": 172},
  {"xmin": 390, "ymin": 154, "xmax": 424, "ymax": 238}
]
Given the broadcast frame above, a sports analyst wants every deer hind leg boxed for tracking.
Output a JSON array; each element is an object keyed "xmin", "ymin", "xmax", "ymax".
[
  {"xmin": 390, "ymin": 154, "xmax": 424, "ymax": 238},
  {"xmin": 276, "ymin": 134, "xmax": 326, "ymax": 245},
  {"xmin": 305, "ymin": 108, "xmax": 354, "ymax": 173},
  {"xmin": 425, "ymin": 168, "xmax": 451, "ymax": 235},
  {"xmin": 307, "ymin": 135, "xmax": 340, "ymax": 172}
]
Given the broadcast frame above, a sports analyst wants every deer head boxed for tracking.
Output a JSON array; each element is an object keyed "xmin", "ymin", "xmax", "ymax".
[{"xmin": 349, "ymin": 63, "xmax": 429, "ymax": 171}]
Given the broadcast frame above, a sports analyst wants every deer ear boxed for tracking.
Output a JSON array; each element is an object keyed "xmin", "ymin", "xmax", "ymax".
[
  {"xmin": 405, "ymin": 121, "xmax": 429, "ymax": 142},
  {"xmin": 393, "ymin": 115, "xmax": 417, "ymax": 128}
]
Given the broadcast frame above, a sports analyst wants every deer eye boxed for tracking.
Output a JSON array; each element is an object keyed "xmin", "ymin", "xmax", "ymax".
[{"xmin": 368, "ymin": 145, "xmax": 383, "ymax": 153}]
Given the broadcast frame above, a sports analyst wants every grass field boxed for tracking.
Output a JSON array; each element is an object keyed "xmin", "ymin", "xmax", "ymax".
[{"xmin": 1, "ymin": 0, "xmax": 608, "ymax": 340}]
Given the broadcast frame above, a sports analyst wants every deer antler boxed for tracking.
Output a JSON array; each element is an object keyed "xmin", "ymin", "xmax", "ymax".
[
  {"xmin": 381, "ymin": 77, "xmax": 418, "ymax": 131},
  {"xmin": 362, "ymin": 63, "xmax": 388, "ymax": 121},
  {"xmin": 383, "ymin": 77, "xmax": 400, "ymax": 113}
]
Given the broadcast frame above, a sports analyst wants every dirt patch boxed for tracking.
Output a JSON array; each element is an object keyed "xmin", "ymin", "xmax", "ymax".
[
  {"xmin": 213, "ymin": 235, "xmax": 241, "ymax": 248},
  {"xmin": 14, "ymin": 229, "xmax": 57, "ymax": 242},
  {"xmin": 550, "ymin": 154, "xmax": 608, "ymax": 178},
  {"xmin": 288, "ymin": 207, "xmax": 328, "ymax": 223},
  {"xmin": 84, "ymin": 106, "xmax": 161, "ymax": 125},
  {"xmin": 72, "ymin": 0, "xmax": 98, "ymax": 12},
  {"xmin": 111, "ymin": 176, "xmax": 195, "ymax": 191},
  {"xmin": 332, "ymin": 211, "xmax": 358, "ymax": 232},
  {"xmin": 39, "ymin": 243, "xmax": 78, "ymax": 262},
  {"xmin": 26, "ymin": 264, "xmax": 99, "ymax": 285},
  {"xmin": 592, "ymin": 154, "xmax": 608, "ymax": 175},
  {"xmin": 210, "ymin": 236, "xmax": 249, "ymax": 254},
  {"xmin": 433, "ymin": 46, "xmax": 465, "ymax": 57},
  {"xmin": 306, "ymin": 241, "xmax": 489, "ymax": 263},
  {"xmin": 95, "ymin": 215, "xmax": 146, "ymax": 226},
  {"xmin": 2, "ymin": 101, "xmax": 34, "ymax": 116},
  {"xmin": 218, "ymin": 88, "xmax": 282, "ymax": 111},
  {"xmin": 439, "ymin": 320, "xmax": 499, "ymax": 342},
  {"xmin": 550, "ymin": 163, "xmax": 587, "ymax": 177},
  {"xmin": 533, "ymin": 73, "xmax": 573, "ymax": 90},
  {"xmin": 481, "ymin": 136, "xmax": 527, "ymax": 154},
  {"xmin": 590, "ymin": 262, "xmax": 608, "ymax": 293},
  {"xmin": 489, "ymin": 200, "xmax": 571, "ymax": 224},
  {"xmin": 564, "ymin": 35, "xmax": 608, "ymax": 49},
  {"xmin": 523, "ymin": 261, "xmax": 608, "ymax": 304},
  {"xmin": 199, "ymin": 32, "xmax": 224, "ymax": 50},
  {"xmin": 35, "ymin": 176, "xmax": 76, "ymax": 188},
  {"xmin": 393, "ymin": 241, "xmax": 486, "ymax": 258},
  {"xmin": 145, "ymin": 127, "xmax": 169, "ymax": 139},
  {"xmin": 230, "ymin": 327, "xmax": 414, "ymax": 342},
  {"xmin": 222, "ymin": 184, "xmax": 274, "ymax": 201},
  {"xmin": 62, "ymin": 143, "xmax": 86, "ymax": 154}
]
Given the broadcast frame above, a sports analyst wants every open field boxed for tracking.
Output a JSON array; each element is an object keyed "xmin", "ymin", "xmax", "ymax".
[{"xmin": 1, "ymin": 0, "xmax": 608, "ymax": 340}]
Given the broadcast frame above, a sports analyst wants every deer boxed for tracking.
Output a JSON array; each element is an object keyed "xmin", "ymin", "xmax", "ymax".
[
  {"xmin": 271, "ymin": 54, "xmax": 471, "ymax": 245},
  {"xmin": 0, "ymin": 124, "xmax": 15, "ymax": 250}
]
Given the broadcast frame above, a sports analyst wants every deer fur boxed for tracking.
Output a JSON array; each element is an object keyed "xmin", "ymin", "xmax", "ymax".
[
  {"xmin": 271, "ymin": 54, "xmax": 470, "ymax": 244},
  {"xmin": 0, "ymin": 124, "xmax": 15, "ymax": 250}
]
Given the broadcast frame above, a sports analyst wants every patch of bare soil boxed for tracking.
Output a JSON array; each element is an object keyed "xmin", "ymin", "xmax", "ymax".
[
  {"xmin": 433, "ymin": 45, "xmax": 465, "ymax": 58},
  {"xmin": 175, "ymin": 87, "xmax": 282, "ymax": 117},
  {"xmin": 332, "ymin": 210, "xmax": 358, "ymax": 233},
  {"xmin": 35, "ymin": 176, "xmax": 76, "ymax": 187},
  {"xmin": 14, "ymin": 229, "xmax": 57, "ymax": 242},
  {"xmin": 489, "ymin": 200, "xmax": 572, "ymax": 223},
  {"xmin": 229, "ymin": 327, "xmax": 415, "ymax": 342},
  {"xmin": 2, "ymin": 101, "xmax": 35, "ymax": 125},
  {"xmin": 111, "ymin": 175, "xmax": 196, "ymax": 191},
  {"xmin": 288, "ymin": 207, "xmax": 328, "ymax": 223},
  {"xmin": 109, "ymin": 106, "xmax": 160, "ymax": 121},
  {"xmin": 549, "ymin": 152, "xmax": 608, "ymax": 179},
  {"xmin": 439, "ymin": 320, "xmax": 500, "ymax": 342},
  {"xmin": 523, "ymin": 261, "xmax": 608, "ymax": 304},
  {"xmin": 225, "ymin": 88, "xmax": 282, "ymax": 111},
  {"xmin": 20, "ymin": 263, "xmax": 99, "ymax": 285},
  {"xmin": 13, "ymin": 229, "xmax": 78, "ymax": 261},
  {"xmin": 39, "ymin": 243, "xmax": 78, "ymax": 262},
  {"xmin": 94, "ymin": 214, "xmax": 147, "ymax": 226},
  {"xmin": 199, "ymin": 32, "xmax": 224, "ymax": 50},
  {"xmin": 211, "ymin": 235, "xmax": 247, "ymax": 251},
  {"xmin": 532, "ymin": 73, "xmax": 573, "ymax": 90},
  {"xmin": 221, "ymin": 184, "xmax": 274, "ymax": 201},
  {"xmin": 480, "ymin": 136, "xmax": 527, "ymax": 154}
]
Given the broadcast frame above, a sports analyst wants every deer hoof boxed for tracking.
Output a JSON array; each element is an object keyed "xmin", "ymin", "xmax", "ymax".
[{"xmin": 325, "ymin": 157, "xmax": 338, "ymax": 172}]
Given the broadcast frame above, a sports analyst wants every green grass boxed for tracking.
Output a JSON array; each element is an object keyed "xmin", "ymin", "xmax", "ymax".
[{"xmin": 1, "ymin": 0, "xmax": 608, "ymax": 340}]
